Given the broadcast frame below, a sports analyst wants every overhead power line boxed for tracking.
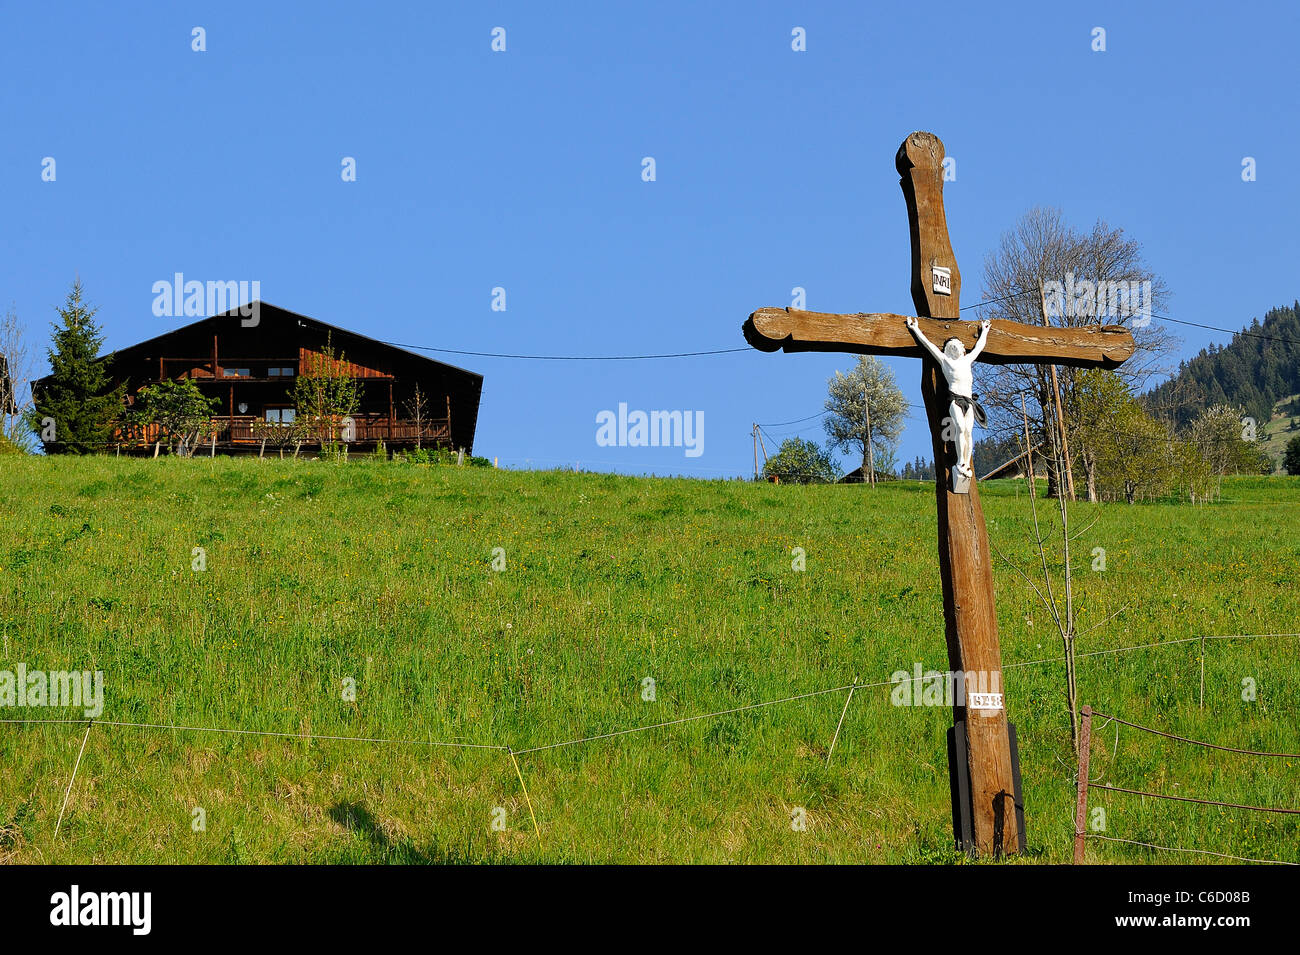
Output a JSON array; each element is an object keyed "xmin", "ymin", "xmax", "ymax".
[
  {"xmin": 984, "ymin": 282, "xmax": 1300, "ymax": 349},
  {"xmin": 1148, "ymin": 312, "xmax": 1300, "ymax": 348},
  {"xmin": 371, "ymin": 287, "xmax": 1296, "ymax": 362},
  {"xmin": 383, "ymin": 340, "xmax": 751, "ymax": 361},
  {"xmin": 758, "ymin": 411, "xmax": 829, "ymax": 428},
  {"xmin": 961, "ymin": 291, "xmax": 1021, "ymax": 311},
  {"xmin": 758, "ymin": 402, "xmax": 929, "ymax": 429},
  {"xmin": 388, "ymin": 293, "xmax": 1013, "ymax": 363}
]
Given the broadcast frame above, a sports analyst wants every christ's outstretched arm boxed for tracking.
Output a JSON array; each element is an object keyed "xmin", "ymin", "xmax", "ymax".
[
  {"xmin": 904, "ymin": 316, "xmax": 945, "ymax": 363},
  {"xmin": 968, "ymin": 319, "xmax": 992, "ymax": 361}
]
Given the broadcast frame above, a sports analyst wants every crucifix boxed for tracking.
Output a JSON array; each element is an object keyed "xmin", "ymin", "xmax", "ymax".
[{"xmin": 742, "ymin": 131, "xmax": 1133, "ymax": 857}]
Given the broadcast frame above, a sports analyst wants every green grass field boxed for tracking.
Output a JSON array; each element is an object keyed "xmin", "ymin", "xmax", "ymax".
[
  {"xmin": 1261, "ymin": 393, "xmax": 1300, "ymax": 472},
  {"xmin": 1, "ymin": 456, "xmax": 1297, "ymax": 864}
]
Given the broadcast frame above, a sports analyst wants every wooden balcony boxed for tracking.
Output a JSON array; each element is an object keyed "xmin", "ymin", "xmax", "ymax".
[
  {"xmin": 218, "ymin": 416, "xmax": 450, "ymax": 445},
  {"xmin": 113, "ymin": 415, "xmax": 452, "ymax": 452},
  {"xmin": 158, "ymin": 357, "xmax": 393, "ymax": 383}
]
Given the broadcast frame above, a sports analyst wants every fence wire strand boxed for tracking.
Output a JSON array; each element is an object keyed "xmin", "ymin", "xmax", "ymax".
[
  {"xmin": 54, "ymin": 721, "xmax": 93, "ymax": 840},
  {"xmin": 511, "ymin": 681, "xmax": 874, "ymax": 756},
  {"xmin": 826, "ymin": 678, "xmax": 859, "ymax": 765},
  {"xmin": 1086, "ymin": 834, "xmax": 1299, "ymax": 866},
  {"xmin": 1088, "ymin": 782, "xmax": 1300, "ymax": 815},
  {"xmin": 5, "ymin": 631, "xmax": 1295, "ymax": 760},
  {"xmin": 506, "ymin": 747, "xmax": 543, "ymax": 846},
  {"xmin": 1005, "ymin": 632, "xmax": 1300, "ymax": 671},
  {"xmin": 8, "ymin": 629, "xmax": 1300, "ymax": 858},
  {"xmin": 6, "ymin": 718, "xmax": 508, "ymax": 751},
  {"xmin": 1088, "ymin": 710, "xmax": 1300, "ymax": 758},
  {"xmin": 1080, "ymin": 703, "xmax": 1300, "ymax": 867}
]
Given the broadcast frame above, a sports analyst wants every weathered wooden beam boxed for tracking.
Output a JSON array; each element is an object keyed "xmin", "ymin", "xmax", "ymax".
[
  {"xmin": 898, "ymin": 130, "xmax": 1020, "ymax": 858},
  {"xmin": 744, "ymin": 307, "xmax": 1134, "ymax": 369}
]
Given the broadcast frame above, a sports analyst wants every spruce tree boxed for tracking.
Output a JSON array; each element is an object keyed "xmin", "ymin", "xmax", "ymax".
[
  {"xmin": 1285, "ymin": 436, "xmax": 1300, "ymax": 477},
  {"xmin": 31, "ymin": 280, "xmax": 125, "ymax": 453}
]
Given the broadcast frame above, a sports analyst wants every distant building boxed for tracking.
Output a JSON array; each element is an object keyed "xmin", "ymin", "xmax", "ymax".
[
  {"xmin": 979, "ymin": 444, "xmax": 1045, "ymax": 481},
  {"xmin": 33, "ymin": 302, "xmax": 482, "ymax": 455}
]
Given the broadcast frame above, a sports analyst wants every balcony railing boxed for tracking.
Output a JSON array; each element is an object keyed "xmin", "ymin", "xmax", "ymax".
[
  {"xmin": 157, "ymin": 358, "xmax": 393, "ymax": 383},
  {"xmin": 114, "ymin": 415, "xmax": 451, "ymax": 448}
]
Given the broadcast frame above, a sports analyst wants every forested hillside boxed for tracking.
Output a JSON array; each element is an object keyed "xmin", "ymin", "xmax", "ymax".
[{"xmin": 1145, "ymin": 302, "xmax": 1300, "ymax": 429}]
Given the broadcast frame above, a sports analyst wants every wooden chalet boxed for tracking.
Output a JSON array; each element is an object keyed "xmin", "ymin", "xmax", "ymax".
[
  {"xmin": 39, "ymin": 302, "xmax": 482, "ymax": 455},
  {"xmin": 978, "ymin": 442, "xmax": 1045, "ymax": 482}
]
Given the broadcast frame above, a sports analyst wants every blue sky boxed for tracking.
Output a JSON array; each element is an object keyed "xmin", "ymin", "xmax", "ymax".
[{"xmin": 3, "ymin": 1, "xmax": 1297, "ymax": 475}]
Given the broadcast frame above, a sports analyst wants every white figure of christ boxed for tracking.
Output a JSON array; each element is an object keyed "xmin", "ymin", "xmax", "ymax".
[{"xmin": 904, "ymin": 317, "xmax": 992, "ymax": 480}]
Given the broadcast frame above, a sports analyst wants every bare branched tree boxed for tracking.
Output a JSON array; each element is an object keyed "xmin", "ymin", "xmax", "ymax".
[
  {"xmin": 975, "ymin": 208, "xmax": 1178, "ymax": 499},
  {"xmin": 0, "ymin": 305, "xmax": 36, "ymax": 452},
  {"xmin": 403, "ymin": 383, "xmax": 429, "ymax": 450}
]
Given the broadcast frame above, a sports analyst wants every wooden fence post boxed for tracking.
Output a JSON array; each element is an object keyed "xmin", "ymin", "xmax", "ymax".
[{"xmin": 1073, "ymin": 704, "xmax": 1092, "ymax": 863}]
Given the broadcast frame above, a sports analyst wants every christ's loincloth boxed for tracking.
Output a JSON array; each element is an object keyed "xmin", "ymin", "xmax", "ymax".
[{"xmin": 950, "ymin": 393, "xmax": 987, "ymax": 428}]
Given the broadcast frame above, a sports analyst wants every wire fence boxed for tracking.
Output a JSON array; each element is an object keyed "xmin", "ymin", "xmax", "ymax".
[
  {"xmin": 1074, "ymin": 704, "xmax": 1300, "ymax": 866},
  {"xmin": 4, "ymin": 630, "xmax": 1297, "ymax": 857}
]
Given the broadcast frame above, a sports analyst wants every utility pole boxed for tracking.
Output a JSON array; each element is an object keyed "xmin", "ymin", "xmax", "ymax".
[
  {"xmin": 753, "ymin": 425, "xmax": 771, "ymax": 481},
  {"xmin": 864, "ymin": 386, "xmax": 875, "ymax": 485}
]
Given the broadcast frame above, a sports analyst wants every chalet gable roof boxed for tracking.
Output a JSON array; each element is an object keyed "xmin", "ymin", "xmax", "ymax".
[{"xmin": 104, "ymin": 301, "xmax": 483, "ymax": 383}]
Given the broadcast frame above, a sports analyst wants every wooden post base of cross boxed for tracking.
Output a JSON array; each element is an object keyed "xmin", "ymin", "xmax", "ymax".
[
  {"xmin": 742, "ymin": 131, "xmax": 1133, "ymax": 858},
  {"xmin": 920, "ymin": 358, "xmax": 1021, "ymax": 857}
]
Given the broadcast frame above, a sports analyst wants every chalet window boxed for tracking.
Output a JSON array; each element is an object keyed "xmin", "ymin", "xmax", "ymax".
[
  {"xmin": 265, "ymin": 407, "xmax": 296, "ymax": 424},
  {"xmin": 223, "ymin": 368, "xmax": 250, "ymax": 378},
  {"xmin": 267, "ymin": 367, "xmax": 295, "ymax": 377}
]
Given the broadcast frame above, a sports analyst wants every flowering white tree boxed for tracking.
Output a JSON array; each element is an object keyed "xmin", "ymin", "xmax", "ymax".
[{"xmin": 823, "ymin": 356, "xmax": 907, "ymax": 484}]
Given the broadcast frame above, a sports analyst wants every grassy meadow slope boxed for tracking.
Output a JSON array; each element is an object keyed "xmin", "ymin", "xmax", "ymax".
[
  {"xmin": 1, "ymin": 456, "xmax": 1297, "ymax": 864},
  {"xmin": 1261, "ymin": 393, "xmax": 1300, "ymax": 472}
]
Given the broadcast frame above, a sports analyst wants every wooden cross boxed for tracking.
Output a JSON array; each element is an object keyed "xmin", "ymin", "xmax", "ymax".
[{"xmin": 742, "ymin": 131, "xmax": 1133, "ymax": 857}]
